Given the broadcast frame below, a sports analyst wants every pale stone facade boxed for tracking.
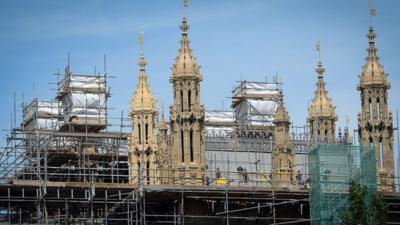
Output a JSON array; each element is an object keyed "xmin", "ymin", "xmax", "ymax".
[
  {"xmin": 357, "ymin": 26, "xmax": 395, "ymax": 192},
  {"xmin": 272, "ymin": 95, "xmax": 295, "ymax": 188},
  {"xmin": 169, "ymin": 17, "xmax": 206, "ymax": 185},
  {"xmin": 129, "ymin": 55, "xmax": 159, "ymax": 185},
  {"xmin": 157, "ymin": 112, "xmax": 172, "ymax": 184},
  {"xmin": 308, "ymin": 61, "xmax": 337, "ymax": 144}
]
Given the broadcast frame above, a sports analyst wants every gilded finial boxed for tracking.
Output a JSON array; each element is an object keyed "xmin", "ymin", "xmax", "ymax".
[
  {"xmin": 316, "ymin": 61, "xmax": 325, "ymax": 78},
  {"xmin": 315, "ymin": 40, "xmax": 325, "ymax": 78},
  {"xmin": 137, "ymin": 31, "xmax": 144, "ymax": 54},
  {"xmin": 139, "ymin": 54, "xmax": 147, "ymax": 71},
  {"xmin": 159, "ymin": 100, "xmax": 167, "ymax": 130},
  {"xmin": 161, "ymin": 100, "xmax": 165, "ymax": 120},
  {"xmin": 180, "ymin": 17, "xmax": 189, "ymax": 36},
  {"xmin": 368, "ymin": 0, "xmax": 376, "ymax": 25},
  {"xmin": 316, "ymin": 39, "xmax": 321, "ymax": 61},
  {"xmin": 368, "ymin": 25, "xmax": 376, "ymax": 44}
]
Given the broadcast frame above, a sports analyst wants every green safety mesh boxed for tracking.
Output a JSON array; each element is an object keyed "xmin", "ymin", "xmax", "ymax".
[{"xmin": 309, "ymin": 144, "xmax": 377, "ymax": 225}]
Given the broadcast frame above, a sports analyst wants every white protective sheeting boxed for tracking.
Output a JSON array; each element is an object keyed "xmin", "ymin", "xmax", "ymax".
[
  {"xmin": 233, "ymin": 82, "xmax": 280, "ymax": 97},
  {"xmin": 205, "ymin": 110, "xmax": 235, "ymax": 123},
  {"xmin": 60, "ymin": 75, "xmax": 106, "ymax": 91},
  {"xmin": 24, "ymin": 118, "xmax": 60, "ymax": 130},
  {"xmin": 62, "ymin": 93, "xmax": 106, "ymax": 120},
  {"xmin": 23, "ymin": 100, "xmax": 60, "ymax": 122},
  {"xmin": 248, "ymin": 100, "xmax": 277, "ymax": 115},
  {"xmin": 235, "ymin": 99, "xmax": 277, "ymax": 125}
]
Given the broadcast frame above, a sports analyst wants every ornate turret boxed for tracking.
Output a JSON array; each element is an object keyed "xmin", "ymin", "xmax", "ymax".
[
  {"xmin": 131, "ymin": 55, "xmax": 157, "ymax": 110},
  {"xmin": 171, "ymin": 17, "xmax": 202, "ymax": 80},
  {"xmin": 169, "ymin": 17, "xmax": 206, "ymax": 185},
  {"xmin": 157, "ymin": 107, "xmax": 171, "ymax": 184},
  {"xmin": 357, "ymin": 25, "xmax": 394, "ymax": 192},
  {"xmin": 129, "ymin": 54, "xmax": 159, "ymax": 185},
  {"xmin": 308, "ymin": 61, "xmax": 337, "ymax": 144},
  {"xmin": 272, "ymin": 94, "xmax": 295, "ymax": 188},
  {"xmin": 358, "ymin": 26, "xmax": 390, "ymax": 89}
]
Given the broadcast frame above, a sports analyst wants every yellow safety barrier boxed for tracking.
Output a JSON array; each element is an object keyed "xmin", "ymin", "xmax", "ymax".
[{"xmin": 216, "ymin": 178, "xmax": 228, "ymax": 186}]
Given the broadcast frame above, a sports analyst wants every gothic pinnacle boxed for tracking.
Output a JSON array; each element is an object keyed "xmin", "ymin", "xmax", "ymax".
[
  {"xmin": 131, "ymin": 54, "xmax": 157, "ymax": 111},
  {"xmin": 171, "ymin": 17, "xmax": 201, "ymax": 79}
]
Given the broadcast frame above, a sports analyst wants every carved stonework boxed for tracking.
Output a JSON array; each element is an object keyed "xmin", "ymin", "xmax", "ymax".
[
  {"xmin": 129, "ymin": 55, "xmax": 159, "ymax": 185},
  {"xmin": 272, "ymin": 95, "xmax": 295, "ymax": 188},
  {"xmin": 357, "ymin": 26, "xmax": 394, "ymax": 192},
  {"xmin": 157, "ymin": 112, "xmax": 172, "ymax": 184},
  {"xmin": 307, "ymin": 61, "xmax": 337, "ymax": 144},
  {"xmin": 169, "ymin": 17, "xmax": 206, "ymax": 186}
]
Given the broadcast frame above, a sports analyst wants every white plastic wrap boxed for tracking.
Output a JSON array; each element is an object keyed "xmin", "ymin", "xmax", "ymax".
[
  {"xmin": 205, "ymin": 110, "xmax": 235, "ymax": 123},
  {"xmin": 59, "ymin": 75, "xmax": 106, "ymax": 92},
  {"xmin": 24, "ymin": 118, "xmax": 60, "ymax": 130},
  {"xmin": 248, "ymin": 100, "xmax": 277, "ymax": 115},
  {"xmin": 233, "ymin": 82, "xmax": 280, "ymax": 97},
  {"xmin": 235, "ymin": 99, "xmax": 277, "ymax": 125},
  {"xmin": 62, "ymin": 93, "xmax": 106, "ymax": 120},
  {"xmin": 23, "ymin": 100, "xmax": 60, "ymax": 123}
]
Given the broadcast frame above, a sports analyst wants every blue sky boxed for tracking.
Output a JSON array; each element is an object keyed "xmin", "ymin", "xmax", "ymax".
[{"xmin": 0, "ymin": 0, "xmax": 399, "ymax": 159}]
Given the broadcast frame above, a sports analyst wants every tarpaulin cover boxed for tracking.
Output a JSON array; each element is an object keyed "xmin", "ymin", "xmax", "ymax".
[
  {"xmin": 205, "ymin": 110, "xmax": 235, "ymax": 123},
  {"xmin": 24, "ymin": 118, "xmax": 60, "ymax": 130},
  {"xmin": 62, "ymin": 93, "xmax": 106, "ymax": 120},
  {"xmin": 60, "ymin": 75, "xmax": 106, "ymax": 91},
  {"xmin": 23, "ymin": 100, "xmax": 60, "ymax": 122},
  {"xmin": 233, "ymin": 82, "xmax": 280, "ymax": 97},
  {"xmin": 248, "ymin": 100, "xmax": 277, "ymax": 115},
  {"xmin": 235, "ymin": 99, "xmax": 277, "ymax": 125}
]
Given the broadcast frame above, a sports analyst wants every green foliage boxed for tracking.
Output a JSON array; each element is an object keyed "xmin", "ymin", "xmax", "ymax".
[
  {"xmin": 369, "ymin": 192, "xmax": 388, "ymax": 225},
  {"xmin": 341, "ymin": 180, "xmax": 368, "ymax": 225},
  {"xmin": 341, "ymin": 180, "xmax": 388, "ymax": 225}
]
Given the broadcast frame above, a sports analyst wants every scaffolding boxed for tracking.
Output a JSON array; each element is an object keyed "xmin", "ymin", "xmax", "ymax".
[
  {"xmin": 56, "ymin": 66, "xmax": 108, "ymax": 133},
  {"xmin": 309, "ymin": 144, "xmax": 377, "ymax": 225},
  {"xmin": 1, "ymin": 70, "xmax": 399, "ymax": 224},
  {"xmin": 232, "ymin": 80, "xmax": 281, "ymax": 128}
]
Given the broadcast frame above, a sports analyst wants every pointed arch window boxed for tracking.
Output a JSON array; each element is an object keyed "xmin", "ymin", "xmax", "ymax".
[
  {"xmin": 180, "ymin": 91, "xmax": 184, "ymax": 112},
  {"xmin": 376, "ymin": 97, "xmax": 380, "ymax": 120},
  {"xmin": 188, "ymin": 90, "xmax": 192, "ymax": 111},
  {"xmin": 190, "ymin": 129, "xmax": 194, "ymax": 162},
  {"xmin": 369, "ymin": 98, "xmax": 373, "ymax": 120},
  {"xmin": 181, "ymin": 129, "xmax": 185, "ymax": 162},
  {"xmin": 146, "ymin": 160, "xmax": 150, "ymax": 184},
  {"xmin": 138, "ymin": 124, "xmax": 142, "ymax": 144},
  {"xmin": 145, "ymin": 123, "xmax": 149, "ymax": 144}
]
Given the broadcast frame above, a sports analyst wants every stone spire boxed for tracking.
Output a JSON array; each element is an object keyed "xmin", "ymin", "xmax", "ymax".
[
  {"xmin": 358, "ymin": 26, "xmax": 390, "ymax": 89},
  {"xmin": 274, "ymin": 95, "xmax": 290, "ymax": 124},
  {"xmin": 171, "ymin": 17, "xmax": 202, "ymax": 80},
  {"xmin": 131, "ymin": 55, "xmax": 157, "ymax": 110},
  {"xmin": 159, "ymin": 106, "xmax": 168, "ymax": 130},
  {"xmin": 169, "ymin": 17, "xmax": 206, "ymax": 185},
  {"xmin": 129, "ymin": 54, "xmax": 159, "ymax": 185},
  {"xmin": 357, "ymin": 25, "xmax": 394, "ymax": 192},
  {"xmin": 157, "ymin": 105, "xmax": 171, "ymax": 184},
  {"xmin": 307, "ymin": 61, "xmax": 337, "ymax": 144},
  {"xmin": 272, "ymin": 94, "xmax": 295, "ymax": 188}
]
